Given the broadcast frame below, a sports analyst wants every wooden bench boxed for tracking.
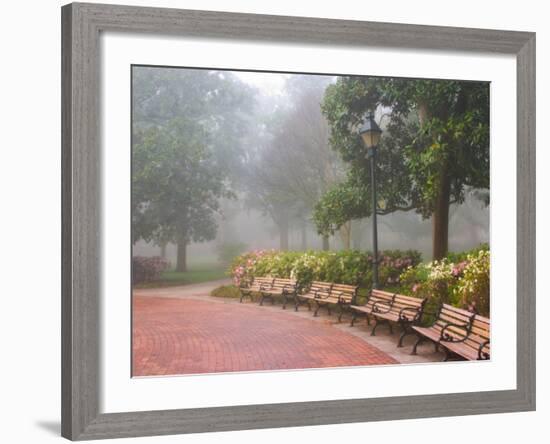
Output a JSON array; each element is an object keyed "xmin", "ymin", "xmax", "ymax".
[
  {"xmin": 257, "ymin": 277, "xmax": 298, "ymax": 309},
  {"xmin": 411, "ymin": 304, "xmax": 490, "ymax": 360},
  {"xmin": 295, "ymin": 281, "xmax": 357, "ymax": 322},
  {"xmin": 239, "ymin": 277, "xmax": 274, "ymax": 303},
  {"xmin": 350, "ymin": 290, "xmax": 427, "ymax": 347},
  {"xmin": 440, "ymin": 314, "xmax": 490, "ymax": 361}
]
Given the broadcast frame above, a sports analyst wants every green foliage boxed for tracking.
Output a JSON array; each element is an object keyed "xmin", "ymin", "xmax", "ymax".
[
  {"xmin": 398, "ymin": 244, "xmax": 490, "ymax": 316},
  {"xmin": 132, "ymin": 67, "xmax": 255, "ymax": 250},
  {"xmin": 315, "ymin": 76, "xmax": 490, "ymax": 240},
  {"xmin": 230, "ymin": 249, "xmax": 421, "ymax": 289},
  {"xmin": 446, "ymin": 242, "xmax": 489, "ymax": 263},
  {"xmin": 456, "ymin": 249, "xmax": 490, "ymax": 316},
  {"xmin": 210, "ymin": 285, "xmax": 242, "ymax": 299},
  {"xmin": 132, "ymin": 120, "xmax": 231, "ymax": 246}
]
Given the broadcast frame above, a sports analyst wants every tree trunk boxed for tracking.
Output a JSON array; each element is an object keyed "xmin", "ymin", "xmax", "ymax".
[
  {"xmin": 279, "ymin": 218, "xmax": 289, "ymax": 251},
  {"xmin": 322, "ymin": 235, "xmax": 330, "ymax": 251},
  {"xmin": 339, "ymin": 221, "xmax": 352, "ymax": 250},
  {"xmin": 417, "ymin": 99, "xmax": 452, "ymax": 260},
  {"xmin": 160, "ymin": 242, "xmax": 167, "ymax": 259},
  {"xmin": 176, "ymin": 239, "xmax": 187, "ymax": 272},
  {"xmin": 432, "ymin": 172, "xmax": 451, "ymax": 260},
  {"xmin": 300, "ymin": 221, "xmax": 307, "ymax": 251}
]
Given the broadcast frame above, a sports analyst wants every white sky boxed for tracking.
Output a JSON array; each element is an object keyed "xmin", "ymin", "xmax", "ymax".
[{"xmin": 233, "ymin": 70, "xmax": 290, "ymax": 96}]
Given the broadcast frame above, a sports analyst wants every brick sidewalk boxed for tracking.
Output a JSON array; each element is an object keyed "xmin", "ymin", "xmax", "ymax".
[{"xmin": 132, "ymin": 296, "xmax": 398, "ymax": 376}]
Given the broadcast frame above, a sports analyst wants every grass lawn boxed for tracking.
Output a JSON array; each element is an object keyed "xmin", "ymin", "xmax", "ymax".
[{"xmin": 135, "ymin": 263, "xmax": 228, "ymax": 288}]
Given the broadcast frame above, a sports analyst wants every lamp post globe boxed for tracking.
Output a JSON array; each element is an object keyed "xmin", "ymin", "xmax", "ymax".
[{"xmin": 359, "ymin": 112, "xmax": 382, "ymax": 289}]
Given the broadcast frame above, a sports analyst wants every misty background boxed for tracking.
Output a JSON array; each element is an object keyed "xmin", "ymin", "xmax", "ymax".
[{"xmin": 132, "ymin": 67, "xmax": 489, "ymax": 271}]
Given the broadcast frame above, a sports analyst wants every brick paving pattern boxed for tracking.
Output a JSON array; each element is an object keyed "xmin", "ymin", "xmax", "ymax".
[{"xmin": 133, "ymin": 296, "xmax": 398, "ymax": 376}]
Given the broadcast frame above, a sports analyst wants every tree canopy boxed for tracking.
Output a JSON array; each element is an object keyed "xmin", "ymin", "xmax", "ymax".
[
  {"xmin": 132, "ymin": 67, "xmax": 255, "ymax": 270},
  {"xmin": 314, "ymin": 76, "xmax": 490, "ymax": 259}
]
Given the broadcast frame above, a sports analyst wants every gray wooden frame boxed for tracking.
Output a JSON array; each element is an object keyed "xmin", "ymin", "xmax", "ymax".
[{"xmin": 61, "ymin": 2, "xmax": 535, "ymax": 440}]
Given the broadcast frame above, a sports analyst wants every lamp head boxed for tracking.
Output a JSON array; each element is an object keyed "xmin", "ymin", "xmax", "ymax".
[{"xmin": 359, "ymin": 112, "xmax": 382, "ymax": 149}]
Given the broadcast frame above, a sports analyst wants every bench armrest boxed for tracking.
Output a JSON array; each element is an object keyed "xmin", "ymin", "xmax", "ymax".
[
  {"xmin": 314, "ymin": 289, "xmax": 331, "ymax": 300},
  {"xmin": 331, "ymin": 291, "xmax": 350, "ymax": 304},
  {"xmin": 372, "ymin": 301, "xmax": 392, "ymax": 314},
  {"xmin": 399, "ymin": 306, "xmax": 421, "ymax": 322},
  {"xmin": 282, "ymin": 284, "xmax": 296, "ymax": 293},
  {"xmin": 439, "ymin": 322, "xmax": 470, "ymax": 343},
  {"xmin": 259, "ymin": 283, "xmax": 274, "ymax": 291},
  {"xmin": 478, "ymin": 339, "xmax": 490, "ymax": 360}
]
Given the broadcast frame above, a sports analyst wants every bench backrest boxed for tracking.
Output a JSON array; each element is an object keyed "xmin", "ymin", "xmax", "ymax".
[
  {"xmin": 271, "ymin": 277, "xmax": 298, "ymax": 292},
  {"xmin": 433, "ymin": 304, "xmax": 476, "ymax": 340},
  {"xmin": 249, "ymin": 276, "xmax": 275, "ymax": 290},
  {"xmin": 365, "ymin": 289, "xmax": 395, "ymax": 311},
  {"xmin": 385, "ymin": 293, "xmax": 426, "ymax": 320},
  {"xmin": 330, "ymin": 283, "xmax": 358, "ymax": 304},
  {"xmin": 307, "ymin": 281, "xmax": 333, "ymax": 295},
  {"xmin": 466, "ymin": 314, "xmax": 490, "ymax": 359}
]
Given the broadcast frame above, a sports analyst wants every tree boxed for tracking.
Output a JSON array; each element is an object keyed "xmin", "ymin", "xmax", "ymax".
[
  {"xmin": 316, "ymin": 77, "xmax": 489, "ymax": 259},
  {"xmin": 243, "ymin": 75, "xmax": 344, "ymax": 250},
  {"xmin": 132, "ymin": 67, "xmax": 254, "ymax": 269},
  {"xmin": 132, "ymin": 119, "xmax": 233, "ymax": 271}
]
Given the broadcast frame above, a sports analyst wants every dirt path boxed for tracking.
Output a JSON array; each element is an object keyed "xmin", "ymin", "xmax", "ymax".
[{"xmin": 133, "ymin": 278, "xmax": 232, "ymax": 299}]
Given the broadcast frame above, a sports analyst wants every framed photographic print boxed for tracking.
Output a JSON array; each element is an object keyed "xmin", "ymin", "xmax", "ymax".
[{"xmin": 61, "ymin": 2, "xmax": 536, "ymax": 440}]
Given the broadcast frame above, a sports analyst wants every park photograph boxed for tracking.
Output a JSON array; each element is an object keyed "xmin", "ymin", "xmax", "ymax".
[{"xmin": 131, "ymin": 65, "xmax": 491, "ymax": 377}]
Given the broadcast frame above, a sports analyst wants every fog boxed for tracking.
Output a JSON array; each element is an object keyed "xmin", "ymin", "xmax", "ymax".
[
  {"xmin": 132, "ymin": 67, "xmax": 489, "ymax": 269},
  {"xmin": 134, "ymin": 194, "xmax": 488, "ymax": 265}
]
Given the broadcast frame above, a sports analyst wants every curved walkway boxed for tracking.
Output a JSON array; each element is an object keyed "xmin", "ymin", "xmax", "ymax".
[{"xmin": 132, "ymin": 295, "xmax": 398, "ymax": 376}]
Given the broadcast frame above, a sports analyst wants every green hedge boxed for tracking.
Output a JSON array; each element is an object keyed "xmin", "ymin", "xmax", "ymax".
[{"xmin": 229, "ymin": 249, "xmax": 421, "ymax": 289}]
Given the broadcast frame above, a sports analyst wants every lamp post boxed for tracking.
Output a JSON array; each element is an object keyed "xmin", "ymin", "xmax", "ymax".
[{"xmin": 359, "ymin": 112, "xmax": 382, "ymax": 289}]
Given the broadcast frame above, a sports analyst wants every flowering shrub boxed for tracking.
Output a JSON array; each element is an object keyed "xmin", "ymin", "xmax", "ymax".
[
  {"xmin": 132, "ymin": 256, "xmax": 169, "ymax": 284},
  {"xmin": 398, "ymin": 245, "xmax": 490, "ymax": 315},
  {"xmin": 229, "ymin": 249, "xmax": 421, "ymax": 288},
  {"xmin": 456, "ymin": 249, "xmax": 490, "ymax": 316}
]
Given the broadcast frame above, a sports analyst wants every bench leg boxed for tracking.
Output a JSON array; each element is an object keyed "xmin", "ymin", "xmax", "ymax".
[
  {"xmin": 350, "ymin": 311, "xmax": 358, "ymax": 326},
  {"xmin": 337, "ymin": 304, "xmax": 344, "ymax": 323},
  {"xmin": 283, "ymin": 293, "xmax": 294, "ymax": 310},
  {"xmin": 397, "ymin": 323, "xmax": 412, "ymax": 348},
  {"xmin": 327, "ymin": 305, "xmax": 332, "ymax": 316},
  {"xmin": 240, "ymin": 291, "xmax": 253, "ymax": 303},
  {"xmin": 294, "ymin": 297, "xmax": 308, "ymax": 312},
  {"xmin": 313, "ymin": 301, "xmax": 322, "ymax": 317},
  {"xmin": 411, "ymin": 335, "xmax": 425, "ymax": 355},
  {"xmin": 371, "ymin": 317, "xmax": 391, "ymax": 336},
  {"xmin": 366, "ymin": 314, "xmax": 371, "ymax": 326},
  {"xmin": 371, "ymin": 317, "xmax": 379, "ymax": 336}
]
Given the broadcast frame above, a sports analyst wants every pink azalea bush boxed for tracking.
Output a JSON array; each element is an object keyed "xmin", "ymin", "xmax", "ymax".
[
  {"xmin": 229, "ymin": 249, "xmax": 421, "ymax": 288},
  {"xmin": 399, "ymin": 245, "xmax": 490, "ymax": 316}
]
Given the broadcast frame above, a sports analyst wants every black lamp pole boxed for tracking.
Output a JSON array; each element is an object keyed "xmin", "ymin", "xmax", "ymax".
[
  {"xmin": 369, "ymin": 145, "xmax": 379, "ymax": 289},
  {"xmin": 359, "ymin": 112, "xmax": 382, "ymax": 290}
]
